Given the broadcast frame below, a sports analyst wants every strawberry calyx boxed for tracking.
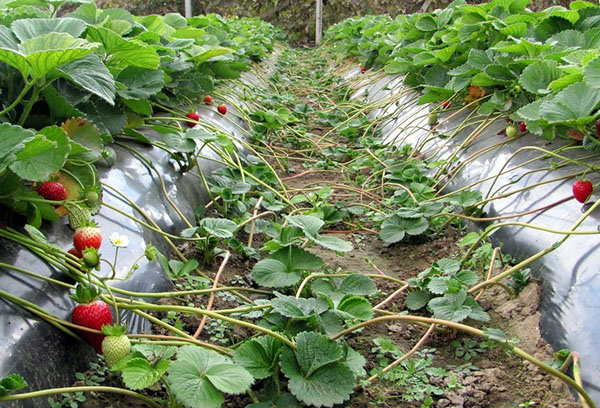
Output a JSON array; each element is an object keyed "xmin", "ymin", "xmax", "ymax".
[
  {"xmin": 101, "ymin": 323, "xmax": 128, "ymax": 336},
  {"xmin": 70, "ymin": 283, "xmax": 100, "ymax": 304}
]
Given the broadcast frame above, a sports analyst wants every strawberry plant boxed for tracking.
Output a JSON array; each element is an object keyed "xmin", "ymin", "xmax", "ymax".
[
  {"xmin": 181, "ymin": 218, "xmax": 238, "ymax": 265},
  {"xmin": 405, "ymin": 258, "xmax": 488, "ymax": 323}
]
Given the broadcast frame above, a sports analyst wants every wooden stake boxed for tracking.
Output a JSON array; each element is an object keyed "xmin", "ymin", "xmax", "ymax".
[{"xmin": 315, "ymin": 0, "xmax": 323, "ymax": 44}]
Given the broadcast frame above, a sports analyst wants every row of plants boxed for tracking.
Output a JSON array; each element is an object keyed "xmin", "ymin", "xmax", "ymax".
[
  {"xmin": 0, "ymin": 2, "xmax": 596, "ymax": 408},
  {"xmin": 0, "ymin": 0, "xmax": 281, "ymax": 229},
  {"xmin": 325, "ymin": 0, "xmax": 600, "ymax": 149}
]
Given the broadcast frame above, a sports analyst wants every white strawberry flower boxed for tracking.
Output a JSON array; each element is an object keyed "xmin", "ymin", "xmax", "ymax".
[{"xmin": 109, "ymin": 232, "xmax": 129, "ymax": 248}]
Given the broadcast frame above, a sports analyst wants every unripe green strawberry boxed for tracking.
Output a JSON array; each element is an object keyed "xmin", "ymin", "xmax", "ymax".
[
  {"xmin": 67, "ymin": 204, "xmax": 91, "ymax": 230},
  {"xmin": 144, "ymin": 244, "xmax": 157, "ymax": 261},
  {"xmin": 101, "ymin": 324, "xmax": 131, "ymax": 366},
  {"xmin": 82, "ymin": 247, "xmax": 100, "ymax": 269},
  {"xmin": 505, "ymin": 124, "xmax": 518, "ymax": 138},
  {"xmin": 428, "ymin": 113, "xmax": 438, "ymax": 126}
]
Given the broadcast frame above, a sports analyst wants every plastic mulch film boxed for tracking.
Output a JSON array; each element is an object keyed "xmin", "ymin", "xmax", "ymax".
[{"xmin": 351, "ymin": 70, "xmax": 600, "ymax": 401}]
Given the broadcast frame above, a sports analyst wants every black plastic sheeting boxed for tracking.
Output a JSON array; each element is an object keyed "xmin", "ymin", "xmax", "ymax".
[
  {"xmin": 0, "ymin": 66, "xmax": 265, "ymax": 406},
  {"xmin": 351, "ymin": 72, "xmax": 600, "ymax": 402}
]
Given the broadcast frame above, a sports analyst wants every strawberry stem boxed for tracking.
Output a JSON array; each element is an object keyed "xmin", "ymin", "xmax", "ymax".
[{"xmin": 0, "ymin": 386, "xmax": 161, "ymax": 407}]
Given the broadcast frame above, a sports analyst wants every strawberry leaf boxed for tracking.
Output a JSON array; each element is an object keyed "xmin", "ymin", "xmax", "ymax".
[
  {"xmin": 279, "ymin": 332, "xmax": 354, "ymax": 407},
  {"xmin": 120, "ymin": 357, "xmax": 168, "ymax": 390},
  {"xmin": 168, "ymin": 346, "xmax": 253, "ymax": 408},
  {"xmin": 234, "ymin": 336, "xmax": 283, "ymax": 380},
  {"xmin": 0, "ymin": 373, "xmax": 27, "ymax": 397}
]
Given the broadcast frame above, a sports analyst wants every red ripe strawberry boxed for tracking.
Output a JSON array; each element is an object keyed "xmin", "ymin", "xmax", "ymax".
[
  {"xmin": 74, "ymin": 220, "xmax": 102, "ymax": 252},
  {"xmin": 360, "ymin": 67, "xmax": 366, "ymax": 74},
  {"xmin": 185, "ymin": 111, "xmax": 199, "ymax": 127},
  {"xmin": 67, "ymin": 247, "xmax": 85, "ymax": 273},
  {"xmin": 71, "ymin": 284, "xmax": 113, "ymax": 353},
  {"xmin": 204, "ymin": 95, "xmax": 213, "ymax": 105},
  {"xmin": 217, "ymin": 104, "xmax": 227, "ymax": 115},
  {"xmin": 67, "ymin": 247, "xmax": 82, "ymax": 259},
  {"xmin": 573, "ymin": 180, "xmax": 593, "ymax": 203},
  {"xmin": 36, "ymin": 181, "xmax": 67, "ymax": 201},
  {"xmin": 442, "ymin": 100, "xmax": 451, "ymax": 109},
  {"xmin": 519, "ymin": 121, "xmax": 527, "ymax": 133}
]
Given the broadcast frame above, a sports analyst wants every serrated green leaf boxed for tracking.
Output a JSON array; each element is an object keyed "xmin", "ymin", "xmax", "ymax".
[
  {"xmin": 534, "ymin": 16, "xmax": 573, "ymax": 42},
  {"xmin": 253, "ymin": 245, "xmax": 323, "ymax": 288},
  {"xmin": 121, "ymin": 98, "xmax": 152, "ymax": 116},
  {"xmin": 271, "ymin": 295, "xmax": 329, "ymax": 318},
  {"xmin": 428, "ymin": 277, "xmax": 449, "ymax": 295},
  {"xmin": 10, "ymin": 126, "xmax": 70, "ymax": 182},
  {"xmin": 337, "ymin": 295, "xmax": 373, "ymax": 320},
  {"xmin": 234, "ymin": 336, "xmax": 282, "ymax": 380},
  {"xmin": 339, "ymin": 274, "xmax": 377, "ymax": 296},
  {"xmin": 168, "ymin": 346, "xmax": 253, "ymax": 408},
  {"xmin": 163, "ymin": 131, "xmax": 196, "ymax": 153},
  {"xmin": 540, "ymin": 81, "xmax": 600, "ymax": 124},
  {"xmin": 549, "ymin": 72, "xmax": 583, "ymax": 91},
  {"xmin": 415, "ymin": 15, "xmax": 438, "ymax": 31},
  {"xmin": 117, "ymin": 66, "xmax": 164, "ymax": 99},
  {"xmin": 199, "ymin": 218, "xmax": 237, "ymax": 238},
  {"xmin": 205, "ymin": 364, "xmax": 254, "ymax": 394},
  {"xmin": 11, "ymin": 17, "xmax": 87, "ymax": 42},
  {"xmin": 253, "ymin": 258, "xmax": 301, "ymax": 288},
  {"xmin": 428, "ymin": 292, "xmax": 472, "ymax": 322},
  {"xmin": 0, "ymin": 373, "xmax": 27, "ymax": 397},
  {"xmin": 58, "ymin": 54, "xmax": 116, "ymax": 104},
  {"xmin": 406, "ymin": 290, "xmax": 432, "ymax": 310},
  {"xmin": 190, "ymin": 45, "xmax": 233, "ymax": 64},
  {"xmin": 87, "ymin": 26, "xmax": 159, "ymax": 69},
  {"xmin": 285, "ymin": 215, "xmax": 323, "ymax": 238},
  {"xmin": 499, "ymin": 22, "xmax": 527, "ymax": 37},
  {"xmin": 121, "ymin": 357, "xmax": 167, "ymax": 390},
  {"xmin": 311, "ymin": 235, "xmax": 353, "ymax": 253},
  {"xmin": 132, "ymin": 344, "xmax": 177, "ymax": 361},
  {"xmin": 519, "ymin": 61, "xmax": 562, "ymax": 95},
  {"xmin": 344, "ymin": 347, "xmax": 366, "ymax": 378},
  {"xmin": 380, "ymin": 214, "xmax": 429, "ymax": 244},
  {"xmin": 0, "ymin": 123, "xmax": 35, "ymax": 175},
  {"xmin": 583, "ymin": 54, "xmax": 600, "ymax": 88},
  {"xmin": 280, "ymin": 332, "xmax": 354, "ymax": 407}
]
